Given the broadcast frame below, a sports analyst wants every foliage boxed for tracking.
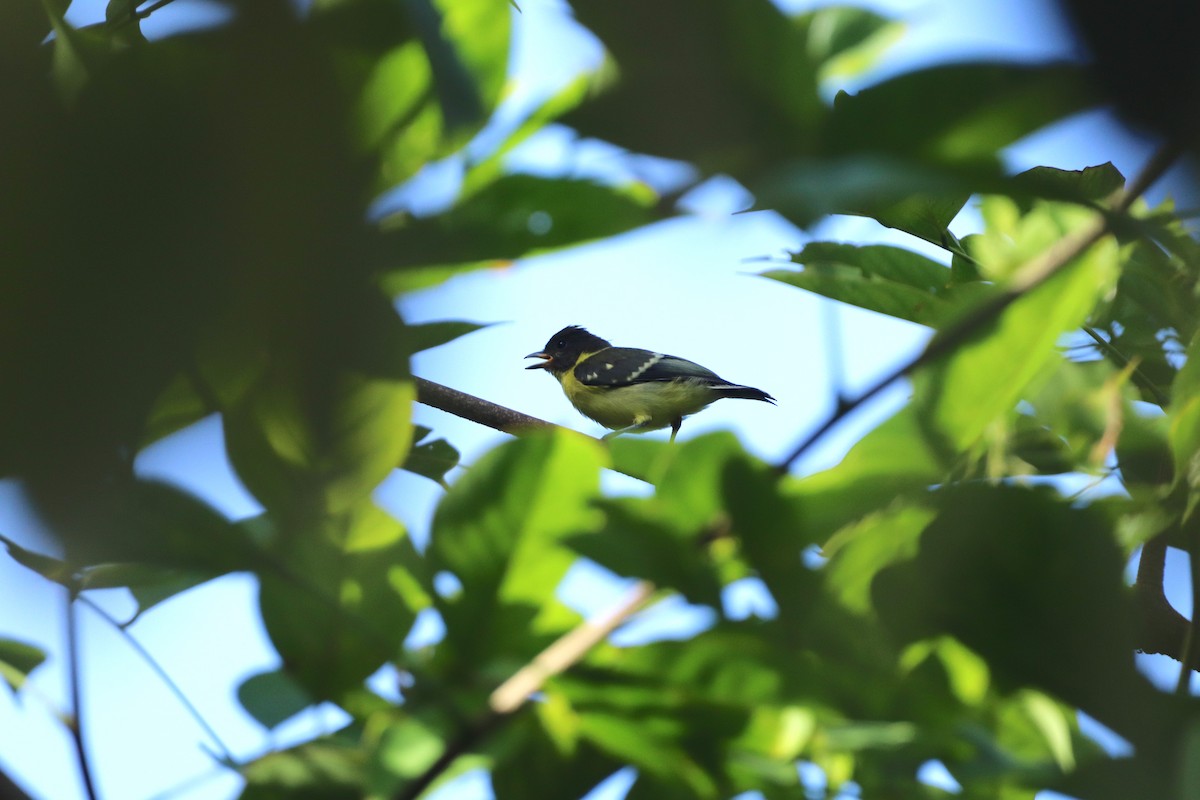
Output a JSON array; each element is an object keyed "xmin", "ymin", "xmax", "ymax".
[{"xmin": 3, "ymin": 1, "xmax": 1200, "ymax": 799}]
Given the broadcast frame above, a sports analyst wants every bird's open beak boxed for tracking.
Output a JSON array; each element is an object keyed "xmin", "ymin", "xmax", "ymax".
[{"xmin": 525, "ymin": 351, "xmax": 552, "ymax": 370}]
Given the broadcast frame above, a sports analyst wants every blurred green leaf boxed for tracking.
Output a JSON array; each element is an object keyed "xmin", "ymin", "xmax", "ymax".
[
  {"xmin": 79, "ymin": 564, "xmax": 215, "ymax": 623},
  {"xmin": 873, "ymin": 485, "xmax": 1144, "ymax": 732},
  {"xmin": 376, "ymin": 175, "xmax": 661, "ymax": 295},
  {"xmin": 825, "ymin": 63, "xmax": 1095, "ymax": 164},
  {"xmin": 1170, "ymin": 331, "xmax": 1200, "ymax": 516},
  {"xmin": 258, "ymin": 500, "xmax": 418, "ymax": 698},
  {"xmin": 916, "ymin": 211, "xmax": 1118, "ymax": 454},
  {"xmin": 0, "ymin": 535, "xmax": 72, "ymax": 585},
  {"xmin": 237, "ymin": 669, "xmax": 315, "ymax": 731},
  {"xmin": 0, "ymin": 638, "xmax": 46, "ymax": 695},
  {"xmin": 787, "ymin": 407, "xmax": 944, "ymax": 539},
  {"xmin": 429, "ymin": 431, "xmax": 606, "ymax": 682},
  {"xmin": 490, "ymin": 709, "xmax": 622, "ymax": 800},
  {"xmin": 822, "ymin": 504, "xmax": 934, "ymax": 615},
  {"xmin": 400, "ymin": 425, "xmax": 460, "ymax": 486},
  {"xmin": 751, "ymin": 154, "xmax": 979, "ymax": 234},
  {"xmin": 1011, "ymin": 163, "xmax": 1125, "ymax": 208},
  {"xmin": 569, "ymin": 500, "xmax": 723, "ymax": 608},
  {"xmin": 239, "ymin": 737, "xmax": 364, "ymax": 800},
  {"xmin": 225, "ymin": 368, "xmax": 415, "ymax": 517},
  {"xmin": 813, "ymin": 7, "xmax": 904, "ymax": 83},
  {"xmin": 405, "ymin": 320, "xmax": 488, "ymax": 354},
  {"xmin": 566, "ymin": 0, "xmax": 823, "ymax": 172}
]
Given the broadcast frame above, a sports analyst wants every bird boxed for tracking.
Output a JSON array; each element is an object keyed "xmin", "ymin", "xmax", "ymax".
[{"xmin": 525, "ymin": 325, "xmax": 775, "ymax": 442}]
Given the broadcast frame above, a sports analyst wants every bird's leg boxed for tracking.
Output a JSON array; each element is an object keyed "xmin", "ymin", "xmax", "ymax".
[{"xmin": 669, "ymin": 417, "xmax": 682, "ymax": 443}]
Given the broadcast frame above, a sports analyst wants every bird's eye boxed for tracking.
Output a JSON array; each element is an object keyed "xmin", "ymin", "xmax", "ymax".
[{"xmin": 555, "ymin": 339, "xmax": 565, "ymax": 348}]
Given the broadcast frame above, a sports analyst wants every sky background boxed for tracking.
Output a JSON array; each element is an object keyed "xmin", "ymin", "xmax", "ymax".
[{"xmin": 1, "ymin": 1, "xmax": 1196, "ymax": 798}]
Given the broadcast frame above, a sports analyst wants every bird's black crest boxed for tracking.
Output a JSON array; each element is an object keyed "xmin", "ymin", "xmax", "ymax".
[{"xmin": 545, "ymin": 326, "xmax": 611, "ymax": 353}]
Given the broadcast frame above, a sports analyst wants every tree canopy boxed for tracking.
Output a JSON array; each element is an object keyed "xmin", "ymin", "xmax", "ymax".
[{"xmin": 3, "ymin": 1, "xmax": 1200, "ymax": 799}]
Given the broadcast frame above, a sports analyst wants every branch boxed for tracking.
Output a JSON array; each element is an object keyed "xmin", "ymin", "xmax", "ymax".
[
  {"xmin": 76, "ymin": 596, "xmax": 235, "ymax": 762},
  {"xmin": 774, "ymin": 142, "xmax": 1179, "ymax": 475},
  {"xmin": 65, "ymin": 592, "xmax": 98, "ymax": 800},
  {"xmin": 415, "ymin": 377, "xmax": 561, "ymax": 436},
  {"xmin": 393, "ymin": 581, "xmax": 656, "ymax": 800}
]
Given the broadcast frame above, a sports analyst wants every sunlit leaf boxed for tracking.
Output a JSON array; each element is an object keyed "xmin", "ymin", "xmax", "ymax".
[
  {"xmin": 258, "ymin": 500, "xmax": 418, "ymax": 698},
  {"xmin": 239, "ymin": 737, "xmax": 364, "ymax": 800},
  {"xmin": 429, "ymin": 431, "xmax": 606, "ymax": 678},
  {"xmin": 916, "ymin": 210, "xmax": 1118, "ymax": 454},
  {"xmin": 765, "ymin": 242, "xmax": 979, "ymax": 327},
  {"xmin": 0, "ymin": 638, "xmax": 46, "ymax": 696}
]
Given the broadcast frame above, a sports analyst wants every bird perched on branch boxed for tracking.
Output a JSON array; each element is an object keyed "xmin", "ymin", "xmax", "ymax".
[{"xmin": 525, "ymin": 326, "xmax": 775, "ymax": 442}]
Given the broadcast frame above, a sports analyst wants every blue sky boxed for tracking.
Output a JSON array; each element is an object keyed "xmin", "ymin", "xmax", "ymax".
[{"xmin": 1, "ymin": 1, "xmax": 1195, "ymax": 799}]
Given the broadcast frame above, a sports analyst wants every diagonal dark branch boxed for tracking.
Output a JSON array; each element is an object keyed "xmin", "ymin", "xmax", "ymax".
[
  {"xmin": 415, "ymin": 377, "xmax": 560, "ymax": 435},
  {"xmin": 773, "ymin": 142, "xmax": 1180, "ymax": 475},
  {"xmin": 65, "ymin": 591, "xmax": 98, "ymax": 800}
]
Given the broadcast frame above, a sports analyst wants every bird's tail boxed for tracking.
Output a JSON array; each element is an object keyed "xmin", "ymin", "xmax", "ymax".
[{"xmin": 715, "ymin": 384, "xmax": 776, "ymax": 404}]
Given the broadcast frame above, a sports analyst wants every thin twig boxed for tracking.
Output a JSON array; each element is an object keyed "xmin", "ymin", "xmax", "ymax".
[
  {"xmin": 393, "ymin": 581, "xmax": 657, "ymax": 800},
  {"xmin": 489, "ymin": 581, "xmax": 656, "ymax": 713},
  {"xmin": 774, "ymin": 142, "xmax": 1180, "ymax": 475},
  {"xmin": 135, "ymin": 0, "xmax": 180, "ymax": 20},
  {"xmin": 76, "ymin": 596, "xmax": 234, "ymax": 762},
  {"xmin": 1081, "ymin": 326, "xmax": 1169, "ymax": 407},
  {"xmin": 65, "ymin": 591, "xmax": 99, "ymax": 800}
]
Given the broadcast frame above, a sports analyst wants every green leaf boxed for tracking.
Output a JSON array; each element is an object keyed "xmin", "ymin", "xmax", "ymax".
[
  {"xmin": 822, "ymin": 504, "xmax": 935, "ymax": 615},
  {"xmin": 404, "ymin": 320, "xmax": 488, "ymax": 354},
  {"xmin": 812, "ymin": 7, "xmax": 904, "ymax": 83},
  {"xmin": 491, "ymin": 710, "xmax": 622, "ymax": 800},
  {"xmin": 1169, "ymin": 331, "xmax": 1200, "ymax": 516},
  {"xmin": 787, "ymin": 407, "xmax": 944, "ymax": 539},
  {"xmin": 873, "ymin": 485, "xmax": 1144, "ymax": 732},
  {"xmin": 79, "ymin": 563, "xmax": 215, "ymax": 622},
  {"xmin": 352, "ymin": 0, "xmax": 509, "ymax": 191},
  {"xmin": 915, "ymin": 210, "xmax": 1118, "ymax": 453},
  {"xmin": 751, "ymin": 154, "xmax": 978, "ymax": 234},
  {"xmin": 565, "ymin": 0, "xmax": 825, "ymax": 172},
  {"xmin": 400, "ymin": 425, "xmax": 460, "ymax": 485},
  {"xmin": 825, "ymin": 63, "xmax": 1095, "ymax": 164},
  {"xmin": 569, "ymin": 499, "xmax": 723, "ymax": 609},
  {"xmin": 376, "ymin": 176, "xmax": 660, "ymax": 295},
  {"xmin": 0, "ymin": 535, "xmax": 72, "ymax": 584},
  {"xmin": 225, "ymin": 368, "xmax": 415, "ymax": 517},
  {"xmin": 1011, "ymin": 163, "xmax": 1125, "ymax": 208},
  {"xmin": 257, "ymin": 500, "xmax": 418, "ymax": 699},
  {"xmin": 237, "ymin": 669, "xmax": 315, "ymax": 730},
  {"xmin": 429, "ymin": 431, "xmax": 606, "ymax": 679},
  {"xmin": 0, "ymin": 638, "xmax": 46, "ymax": 695},
  {"xmin": 239, "ymin": 737, "xmax": 364, "ymax": 800},
  {"xmin": 766, "ymin": 242, "xmax": 976, "ymax": 328}
]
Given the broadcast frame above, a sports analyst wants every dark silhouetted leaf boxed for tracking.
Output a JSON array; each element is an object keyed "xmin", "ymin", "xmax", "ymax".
[{"xmin": 238, "ymin": 669, "xmax": 315, "ymax": 730}]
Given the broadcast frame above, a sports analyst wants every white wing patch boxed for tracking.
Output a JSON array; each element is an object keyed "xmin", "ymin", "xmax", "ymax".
[{"xmin": 627, "ymin": 354, "xmax": 662, "ymax": 380}]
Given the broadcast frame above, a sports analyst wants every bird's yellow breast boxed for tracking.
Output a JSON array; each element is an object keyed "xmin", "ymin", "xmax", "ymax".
[{"xmin": 558, "ymin": 368, "xmax": 716, "ymax": 431}]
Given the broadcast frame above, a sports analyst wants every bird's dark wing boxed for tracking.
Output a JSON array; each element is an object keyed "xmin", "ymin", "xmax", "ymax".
[{"xmin": 574, "ymin": 348, "xmax": 724, "ymax": 387}]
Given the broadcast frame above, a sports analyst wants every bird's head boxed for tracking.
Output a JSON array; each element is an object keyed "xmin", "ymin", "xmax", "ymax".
[{"xmin": 525, "ymin": 326, "xmax": 611, "ymax": 376}]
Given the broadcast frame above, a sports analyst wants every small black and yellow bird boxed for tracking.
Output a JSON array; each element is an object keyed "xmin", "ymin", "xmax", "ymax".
[{"xmin": 526, "ymin": 326, "xmax": 775, "ymax": 441}]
